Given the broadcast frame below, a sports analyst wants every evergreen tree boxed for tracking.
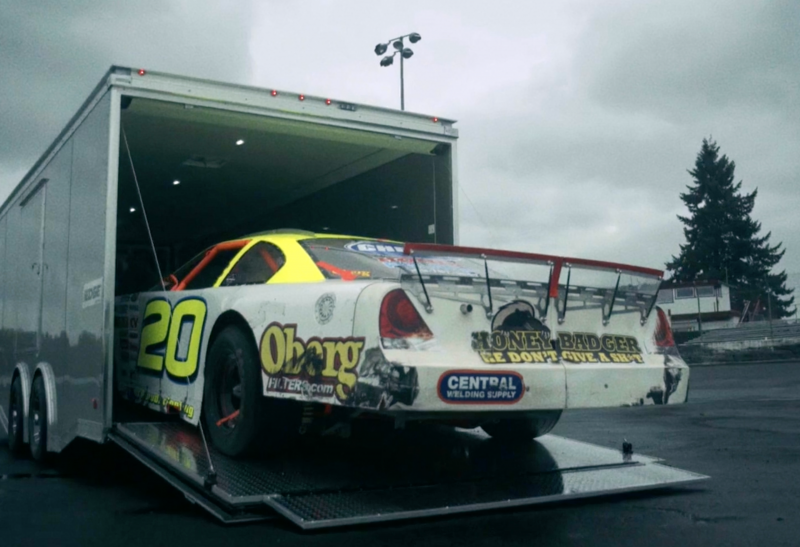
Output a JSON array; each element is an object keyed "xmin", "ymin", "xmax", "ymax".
[{"xmin": 667, "ymin": 138, "xmax": 795, "ymax": 318}]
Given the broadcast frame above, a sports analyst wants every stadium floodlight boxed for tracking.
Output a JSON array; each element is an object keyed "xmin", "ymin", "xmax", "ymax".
[{"xmin": 373, "ymin": 32, "xmax": 422, "ymax": 110}]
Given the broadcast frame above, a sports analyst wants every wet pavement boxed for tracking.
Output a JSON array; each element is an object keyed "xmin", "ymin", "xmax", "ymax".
[{"xmin": 1, "ymin": 361, "xmax": 799, "ymax": 546}]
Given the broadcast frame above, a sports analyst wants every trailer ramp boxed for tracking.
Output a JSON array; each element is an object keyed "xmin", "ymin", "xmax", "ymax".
[{"xmin": 111, "ymin": 421, "xmax": 707, "ymax": 529}]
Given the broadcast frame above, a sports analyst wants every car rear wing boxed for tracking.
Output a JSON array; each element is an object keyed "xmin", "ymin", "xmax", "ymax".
[{"xmin": 403, "ymin": 242, "xmax": 664, "ymax": 326}]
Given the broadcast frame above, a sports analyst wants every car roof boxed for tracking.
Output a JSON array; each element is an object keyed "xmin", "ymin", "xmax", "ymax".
[{"xmin": 236, "ymin": 230, "xmax": 401, "ymax": 245}]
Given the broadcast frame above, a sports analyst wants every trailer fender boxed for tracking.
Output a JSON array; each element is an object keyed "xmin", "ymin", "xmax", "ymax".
[
  {"xmin": 33, "ymin": 362, "xmax": 59, "ymax": 448},
  {"xmin": 12, "ymin": 363, "xmax": 32, "ymax": 442}
]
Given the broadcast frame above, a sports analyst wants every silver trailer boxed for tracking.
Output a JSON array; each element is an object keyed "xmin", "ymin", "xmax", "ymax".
[{"xmin": 0, "ymin": 67, "xmax": 705, "ymax": 527}]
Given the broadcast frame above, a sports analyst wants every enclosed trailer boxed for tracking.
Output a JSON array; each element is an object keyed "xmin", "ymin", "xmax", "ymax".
[
  {"xmin": 0, "ymin": 67, "xmax": 705, "ymax": 527},
  {"xmin": 0, "ymin": 66, "xmax": 458, "ymax": 454}
]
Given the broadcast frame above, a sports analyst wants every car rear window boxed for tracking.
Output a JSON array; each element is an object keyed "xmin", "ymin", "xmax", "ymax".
[{"xmin": 300, "ymin": 239, "xmax": 401, "ymax": 281}]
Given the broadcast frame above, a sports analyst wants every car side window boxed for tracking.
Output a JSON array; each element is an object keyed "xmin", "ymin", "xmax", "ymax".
[
  {"xmin": 221, "ymin": 241, "xmax": 286, "ymax": 286},
  {"xmin": 182, "ymin": 247, "xmax": 244, "ymax": 290}
]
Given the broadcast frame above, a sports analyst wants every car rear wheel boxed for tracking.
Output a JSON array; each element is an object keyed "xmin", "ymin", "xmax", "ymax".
[
  {"xmin": 480, "ymin": 410, "xmax": 562, "ymax": 441},
  {"xmin": 202, "ymin": 326, "xmax": 299, "ymax": 457},
  {"xmin": 8, "ymin": 376, "xmax": 26, "ymax": 456}
]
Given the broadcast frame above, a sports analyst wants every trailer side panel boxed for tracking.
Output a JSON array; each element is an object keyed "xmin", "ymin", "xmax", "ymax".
[{"xmin": 56, "ymin": 92, "xmax": 112, "ymax": 449}]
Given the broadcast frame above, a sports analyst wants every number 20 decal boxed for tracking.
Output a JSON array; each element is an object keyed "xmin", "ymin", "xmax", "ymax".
[{"xmin": 137, "ymin": 298, "xmax": 208, "ymax": 380}]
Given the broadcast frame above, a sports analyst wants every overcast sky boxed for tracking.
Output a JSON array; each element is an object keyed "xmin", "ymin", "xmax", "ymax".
[{"xmin": 1, "ymin": 0, "xmax": 798, "ymax": 286}]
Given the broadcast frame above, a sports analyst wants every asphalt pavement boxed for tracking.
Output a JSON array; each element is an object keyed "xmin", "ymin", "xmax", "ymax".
[{"xmin": 2, "ymin": 362, "xmax": 799, "ymax": 547}]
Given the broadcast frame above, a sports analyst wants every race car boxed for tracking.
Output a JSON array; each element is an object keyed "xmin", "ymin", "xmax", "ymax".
[{"xmin": 114, "ymin": 230, "xmax": 688, "ymax": 456}]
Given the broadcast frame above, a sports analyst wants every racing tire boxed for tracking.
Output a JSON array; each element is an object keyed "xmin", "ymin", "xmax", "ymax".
[
  {"xmin": 8, "ymin": 376, "xmax": 27, "ymax": 456},
  {"xmin": 202, "ymin": 326, "xmax": 299, "ymax": 457},
  {"xmin": 480, "ymin": 410, "xmax": 562, "ymax": 442},
  {"xmin": 28, "ymin": 376, "xmax": 49, "ymax": 462}
]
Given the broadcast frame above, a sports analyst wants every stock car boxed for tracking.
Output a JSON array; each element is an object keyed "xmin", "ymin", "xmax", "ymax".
[{"xmin": 114, "ymin": 230, "xmax": 689, "ymax": 456}]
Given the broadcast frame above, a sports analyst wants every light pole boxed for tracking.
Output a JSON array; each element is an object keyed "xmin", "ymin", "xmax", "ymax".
[{"xmin": 374, "ymin": 32, "xmax": 422, "ymax": 110}]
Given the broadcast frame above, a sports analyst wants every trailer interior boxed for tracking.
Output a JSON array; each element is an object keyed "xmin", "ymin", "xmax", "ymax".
[{"xmin": 114, "ymin": 96, "xmax": 454, "ymax": 295}]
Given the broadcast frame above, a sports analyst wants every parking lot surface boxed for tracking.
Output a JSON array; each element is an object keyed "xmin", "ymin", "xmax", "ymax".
[{"xmin": 2, "ymin": 361, "xmax": 799, "ymax": 547}]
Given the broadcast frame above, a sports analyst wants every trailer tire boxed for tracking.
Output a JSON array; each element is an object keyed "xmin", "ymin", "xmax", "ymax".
[
  {"xmin": 8, "ymin": 376, "xmax": 26, "ymax": 456},
  {"xmin": 28, "ymin": 376, "xmax": 49, "ymax": 462},
  {"xmin": 480, "ymin": 410, "xmax": 562, "ymax": 441},
  {"xmin": 202, "ymin": 326, "xmax": 299, "ymax": 457}
]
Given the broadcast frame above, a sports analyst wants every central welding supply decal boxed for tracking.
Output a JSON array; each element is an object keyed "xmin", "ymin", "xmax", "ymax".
[
  {"xmin": 438, "ymin": 370, "xmax": 524, "ymax": 404},
  {"xmin": 259, "ymin": 322, "xmax": 364, "ymax": 402}
]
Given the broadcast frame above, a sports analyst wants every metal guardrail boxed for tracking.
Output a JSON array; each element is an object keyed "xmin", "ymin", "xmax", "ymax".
[
  {"xmin": 683, "ymin": 319, "xmax": 800, "ymax": 345},
  {"xmin": 678, "ymin": 319, "xmax": 800, "ymax": 364}
]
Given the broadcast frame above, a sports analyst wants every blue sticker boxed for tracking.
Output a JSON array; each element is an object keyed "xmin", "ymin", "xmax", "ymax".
[{"xmin": 437, "ymin": 371, "xmax": 524, "ymax": 404}]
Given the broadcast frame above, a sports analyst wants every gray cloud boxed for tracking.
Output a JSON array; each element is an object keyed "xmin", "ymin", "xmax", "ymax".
[
  {"xmin": 1, "ymin": 0, "xmax": 797, "ymax": 281},
  {"xmin": 0, "ymin": 0, "xmax": 255, "ymax": 197}
]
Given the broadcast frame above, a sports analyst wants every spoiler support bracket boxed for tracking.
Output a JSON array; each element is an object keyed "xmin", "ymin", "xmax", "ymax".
[
  {"xmin": 482, "ymin": 254, "xmax": 493, "ymax": 319},
  {"xmin": 602, "ymin": 271, "xmax": 622, "ymax": 326},
  {"xmin": 411, "ymin": 253, "xmax": 433, "ymax": 313},
  {"xmin": 640, "ymin": 276, "xmax": 663, "ymax": 325},
  {"xmin": 542, "ymin": 262, "xmax": 554, "ymax": 323},
  {"xmin": 557, "ymin": 264, "xmax": 572, "ymax": 325}
]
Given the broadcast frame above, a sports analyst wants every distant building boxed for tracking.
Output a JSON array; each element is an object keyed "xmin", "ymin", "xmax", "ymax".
[{"xmin": 656, "ymin": 280, "xmax": 738, "ymax": 332}]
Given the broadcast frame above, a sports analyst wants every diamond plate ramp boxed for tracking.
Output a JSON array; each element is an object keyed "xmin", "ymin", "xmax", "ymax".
[
  {"xmin": 112, "ymin": 421, "xmax": 708, "ymax": 528},
  {"xmin": 268, "ymin": 463, "xmax": 706, "ymax": 529}
]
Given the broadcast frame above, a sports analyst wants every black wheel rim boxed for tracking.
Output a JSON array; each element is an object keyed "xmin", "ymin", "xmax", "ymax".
[
  {"xmin": 9, "ymin": 387, "xmax": 21, "ymax": 439},
  {"xmin": 217, "ymin": 352, "xmax": 242, "ymax": 429},
  {"xmin": 31, "ymin": 389, "xmax": 42, "ymax": 447}
]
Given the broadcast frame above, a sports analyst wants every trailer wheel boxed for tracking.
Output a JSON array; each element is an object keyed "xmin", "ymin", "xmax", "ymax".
[
  {"xmin": 28, "ymin": 376, "xmax": 49, "ymax": 462},
  {"xmin": 480, "ymin": 410, "xmax": 562, "ymax": 441},
  {"xmin": 8, "ymin": 376, "xmax": 26, "ymax": 456}
]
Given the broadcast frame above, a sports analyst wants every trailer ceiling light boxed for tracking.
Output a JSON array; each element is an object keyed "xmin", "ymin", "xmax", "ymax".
[
  {"xmin": 137, "ymin": 69, "xmax": 146, "ymax": 76},
  {"xmin": 271, "ymin": 90, "xmax": 278, "ymax": 96},
  {"xmin": 235, "ymin": 139, "xmax": 245, "ymax": 145},
  {"xmin": 173, "ymin": 179, "xmax": 180, "ymax": 186},
  {"xmin": 129, "ymin": 207, "xmax": 136, "ymax": 213}
]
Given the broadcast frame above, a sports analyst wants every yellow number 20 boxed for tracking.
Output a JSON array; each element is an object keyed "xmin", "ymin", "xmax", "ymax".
[{"xmin": 137, "ymin": 298, "xmax": 208, "ymax": 380}]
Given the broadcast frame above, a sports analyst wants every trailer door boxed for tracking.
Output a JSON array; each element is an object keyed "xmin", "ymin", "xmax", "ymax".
[{"xmin": 16, "ymin": 182, "xmax": 47, "ymax": 355}]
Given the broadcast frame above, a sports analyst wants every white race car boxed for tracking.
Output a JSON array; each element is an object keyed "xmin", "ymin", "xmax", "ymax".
[{"xmin": 115, "ymin": 230, "xmax": 688, "ymax": 456}]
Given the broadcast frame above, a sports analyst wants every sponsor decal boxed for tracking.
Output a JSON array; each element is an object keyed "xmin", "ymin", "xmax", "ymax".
[
  {"xmin": 315, "ymin": 293, "xmax": 336, "ymax": 324},
  {"xmin": 265, "ymin": 376, "xmax": 335, "ymax": 397},
  {"xmin": 345, "ymin": 241, "xmax": 405, "ymax": 256},
  {"xmin": 82, "ymin": 278, "xmax": 103, "ymax": 309},
  {"xmin": 472, "ymin": 330, "xmax": 644, "ymax": 364},
  {"xmin": 128, "ymin": 386, "xmax": 195, "ymax": 418},
  {"xmin": 137, "ymin": 298, "xmax": 208, "ymax": 380},
  {"xmin": 438, "ymin": 370, "xmax": 524, "ymax": 404},
  {"xmin": 259, "ymin": 323, "xmax": 364, "ymax": 402}
]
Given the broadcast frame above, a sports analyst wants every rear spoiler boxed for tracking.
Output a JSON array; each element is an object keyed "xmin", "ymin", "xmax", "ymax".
[{"xmin": 404, "ymin": 242, "xmax": 662, "ymax": 300}]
